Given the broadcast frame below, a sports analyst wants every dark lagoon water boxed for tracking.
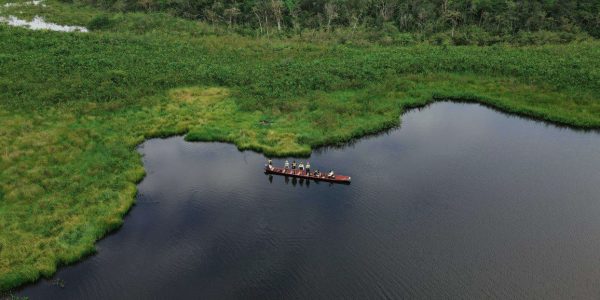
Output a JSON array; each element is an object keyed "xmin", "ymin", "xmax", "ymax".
[{"xmin": 18, "ymin": 102, "xmax": 600, "ymax": 299}]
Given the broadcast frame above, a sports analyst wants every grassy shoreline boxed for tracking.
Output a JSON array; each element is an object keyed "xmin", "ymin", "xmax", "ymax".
[
  {"xmin": 1, "ymin": 1, "xmax": 600, "ymax": 291},
  {"xmin": 2, "ymin": 78, "xmax": 599, "ymax": 291}
]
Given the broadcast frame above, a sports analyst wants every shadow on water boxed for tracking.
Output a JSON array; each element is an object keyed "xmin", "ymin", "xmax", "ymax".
[{"xmin": 18, "ymin": 102, "xmax": 600, "ymax": 299}]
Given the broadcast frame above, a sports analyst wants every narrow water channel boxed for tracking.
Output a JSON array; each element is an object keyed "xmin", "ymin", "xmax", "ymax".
[{"xmin": 19, "ymin": 102, "xmax": 600, "ymax": 299}]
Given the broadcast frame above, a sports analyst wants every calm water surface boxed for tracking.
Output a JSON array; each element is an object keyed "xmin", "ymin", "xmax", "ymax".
[{"xmin": 19, "ymin": 102, "xmax": 600, "ymax": 299}]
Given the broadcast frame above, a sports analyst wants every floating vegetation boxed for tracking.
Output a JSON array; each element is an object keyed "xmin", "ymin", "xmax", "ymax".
[{"xmin": 50, "ymin": 278, "xmax": 65, "ymax": 288}]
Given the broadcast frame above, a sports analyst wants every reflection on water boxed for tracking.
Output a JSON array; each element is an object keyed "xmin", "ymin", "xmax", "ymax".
[
  {"xmin": 0, "ymin": 15, "xmax": 88, "ymax": 32},
  {"xmin": 0, "ymin": 1, "xmax": 88, "ymax": 32},
  {"xmin": 274, "ymin": 174, "xmax": 332, "ymax": 188},
  {"xmin": 19, "ymin": 102, "xmax": 600, "ymax": 299},
  {"xmin": 2, "ymin": 1, "xmax": 45, "ymax": 7}
]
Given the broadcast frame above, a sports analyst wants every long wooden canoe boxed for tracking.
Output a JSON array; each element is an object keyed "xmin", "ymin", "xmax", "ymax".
[{"xmin": 264, "ymin": 166, "xmax": 351, "ymax": 184}]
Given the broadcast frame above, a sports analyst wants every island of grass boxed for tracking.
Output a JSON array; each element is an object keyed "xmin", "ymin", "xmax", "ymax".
[{"xmin": 1, "ymin": 0, "xmax": 600, "ymax": 292}]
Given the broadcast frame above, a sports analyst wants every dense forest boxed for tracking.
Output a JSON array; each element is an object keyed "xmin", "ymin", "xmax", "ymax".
[{"xmin": 81, "ymin": 0, "xmax": 600, "ymax": 42}]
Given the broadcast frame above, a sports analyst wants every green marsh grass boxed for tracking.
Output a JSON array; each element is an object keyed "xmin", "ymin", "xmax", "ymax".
[{"xmin": 1, "ymin": 0, "xmax": 600, "ymax": 291}]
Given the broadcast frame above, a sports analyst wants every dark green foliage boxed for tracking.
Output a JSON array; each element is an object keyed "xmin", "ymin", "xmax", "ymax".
[
  {"xmin": 74, "ymin": 0, "xmax": 600, "ymax": 40},
  {"xmin": 87, "ymin": 15, "xmax": 113, "ymax": 30}
]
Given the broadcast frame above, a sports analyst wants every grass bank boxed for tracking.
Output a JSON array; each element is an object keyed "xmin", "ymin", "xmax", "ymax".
[{"xmin": 1, "ymin": 0, "xmax": 600, "ymax": 292}]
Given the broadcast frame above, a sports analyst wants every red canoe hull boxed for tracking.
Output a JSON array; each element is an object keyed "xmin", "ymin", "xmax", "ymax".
[{"xmin": 265, "ymin": 166, "xmax": 351, "ymax": 184}]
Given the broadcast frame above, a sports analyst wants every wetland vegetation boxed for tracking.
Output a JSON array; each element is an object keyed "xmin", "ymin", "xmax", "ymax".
[{"xmin": 1, "ymin": 0, "xmax": 600, "ymax": 292}]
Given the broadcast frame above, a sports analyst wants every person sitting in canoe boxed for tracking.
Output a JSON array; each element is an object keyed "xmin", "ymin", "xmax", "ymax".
[
  {"xmin": 306, "ymin": 161, "xmax": 311, "ymax": 175},
  {"xmin": 268, "ymin": 159, "xmax": 272, "ymax": 166},
  {"xmin": 328, "ymin": 170, "xmax": 335, "ymax": 178},
  {"xmin": 314, "ymin": 169, "xmax": 320, "ymax": 177},
  {"xmin": 284, "ymin": 160, "xmax": 290, "ymax": 169},
  {"xmin": 292, "ymin": 160, "xmax": 297, "ymax": 170},
  {"xmin": 299, "ymin": 162, "xmax": 304, "ymax": 171},
  {"xmin": 265, "ymin": 161, "xmax": 274, "ymax": 171}
]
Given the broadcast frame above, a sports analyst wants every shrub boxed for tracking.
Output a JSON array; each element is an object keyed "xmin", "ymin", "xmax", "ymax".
[
  {"xmin": 431, "ymin": 33, "xmax": 451, "ymax": 46},
  {"xmin": 395, "ymin": 33, "xmax": 416, "ymax": 46},
  {"xmin": 88, "ymin": 15, "xmax": 113, "ymax": 31}
]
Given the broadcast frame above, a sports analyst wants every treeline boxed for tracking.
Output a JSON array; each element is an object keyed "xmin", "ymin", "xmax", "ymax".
[{"xmin": 82, "ymin": 0, "xmax": 600, "ymax": 40}]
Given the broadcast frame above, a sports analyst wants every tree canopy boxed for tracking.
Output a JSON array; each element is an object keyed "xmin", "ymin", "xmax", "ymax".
[{"xmin": 81, "ymin": 0, "xmax": 600, "ymax": 38}]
